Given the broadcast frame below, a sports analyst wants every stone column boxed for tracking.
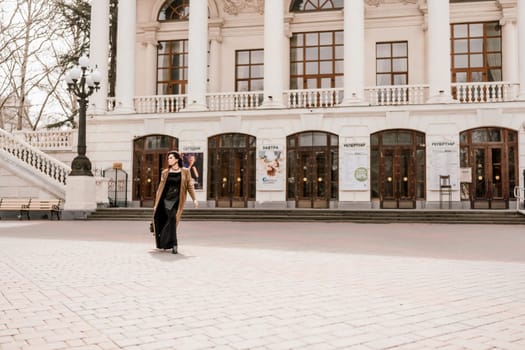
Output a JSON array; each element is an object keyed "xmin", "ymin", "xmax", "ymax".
[
  {"xmin": 89, "ymin": 0, "xmax": 109, "ymax": 114},
  {"xmin": 341, "ymin": 0, "xmax": 365, "ymax": 105},
  {"xmin": 208, "ymin": 21, "xmax": 223, "ymax": 93},
  {"xmin": 501, "ymin": 18, "xmax": 518, "ymax": 84},
  {"xmin": 142, "ymin": 26, "xmax": 159, "ymax": 96},
  {"xmin": 518, "ymin": 0, "xmax": 525, "ymax": 99},
  {"xmin": 261, "ymin": 0, "xmax": 285, "ymax": 108},
  {"xmin": 426, "ymin": 0, "xmax": 456, "ymax": 103},
  {"xmin": 115, "ymin": 0, "xmax": 136, "ymax": 113},
  {"xmin": 184, "ymin": 0, "xmax": 208, "ymax": 110}
]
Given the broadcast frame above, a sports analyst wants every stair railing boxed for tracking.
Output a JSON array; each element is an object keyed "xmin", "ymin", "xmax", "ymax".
[{"xmin": 0, "ymin": 128, "xmax": 71, "ymax": 186}]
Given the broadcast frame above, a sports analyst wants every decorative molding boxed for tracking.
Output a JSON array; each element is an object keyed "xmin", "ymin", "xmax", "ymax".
[
  {"xmin": 209, "ymin": 18, "xmax": 224, "ymax": 42},
  {"xmin": 365, "ymin": 0, "xmax": 418, "ymax": 6},
  {"xmin": 140, "ymin": 31, "xmax": 158, "ymax": 46},
  {"xmin": 223, "ymin": 0, "xmax": 264, "ymax": 15}
]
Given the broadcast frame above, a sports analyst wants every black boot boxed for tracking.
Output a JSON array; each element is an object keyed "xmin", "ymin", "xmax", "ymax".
[{"xmin": 172, "ymin": 246, "xmax": 178, "ymax": 254}]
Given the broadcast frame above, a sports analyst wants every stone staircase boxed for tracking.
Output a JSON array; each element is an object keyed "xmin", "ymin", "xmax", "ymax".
[
  {"xmin": 0, "ymin": 128, "xmax": 70, "ymax": 200},
  {"xmin": 86, "ymin": 207, "xmax": 525, "ymax": 224}
]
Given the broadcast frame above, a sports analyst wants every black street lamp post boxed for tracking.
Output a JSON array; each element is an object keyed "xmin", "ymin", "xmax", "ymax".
[{"xmin": 65, "ymin": 55, "xmax": 101, "ymax": 176}]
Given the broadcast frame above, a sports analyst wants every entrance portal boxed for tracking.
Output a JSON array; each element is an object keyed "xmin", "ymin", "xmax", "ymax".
[
  {"xmin": 371, "ymin": 130, "xmax": 426, "ymax": 209},
  {"xmin": 460, "ymin": 127, "xmax": 517, "ymax": 209},
  {"xmin": 286, "ymin": 131, "xmax": 338, "ymax": 208},
  {"xmin": 133, "ymin": 135, "xmax": 178, "ymax": 207},
  {"xmin": 208, "ymin": 134, "xmax": 256, "ymax": 208}
]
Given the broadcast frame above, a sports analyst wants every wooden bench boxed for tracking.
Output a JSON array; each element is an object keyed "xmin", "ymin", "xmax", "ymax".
[
  {"xmin": 0, "ymin": 198, "xmax": 62, "ymax": 220},
  {"xmin": 0, "ymin": 198, "xmax": 31, "ymax": 220},
  {"xmin": 25, "ymin": 199, "xmax": 62, "ymax": 220}
]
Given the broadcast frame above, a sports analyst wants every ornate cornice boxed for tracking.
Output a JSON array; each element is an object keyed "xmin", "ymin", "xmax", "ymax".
[{"xmin": 223, "ymin": 0, "xmax": 264, "ymax": 15}]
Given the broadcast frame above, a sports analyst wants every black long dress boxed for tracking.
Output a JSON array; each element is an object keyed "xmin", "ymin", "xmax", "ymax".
[{"xmin": 155, "ymin": 172, "xmax": 181, "ymax": 249}]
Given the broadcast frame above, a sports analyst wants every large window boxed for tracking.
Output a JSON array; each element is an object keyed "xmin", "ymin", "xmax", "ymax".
[
  {"xmin": 235, "ymin": 49, "xmax": 264, "ymax": 92},
  {"xmin": 157, "ymin": 40, "xmax": 188, "ymax": 95},
  {"xmin": 451, "ymin": 22, "xmax": 502, "ymax": 83},
  {"xmin": 376, "ymin": 42, "xmax": 408, "ymax": 86},
  {"xmin": 158, "ymin": 0, "xmax": 190, "ymax": 21},
  {"xmin": 290, "ymin": 0, "xmax": 343, "ymax": 11},
  {"xmin": 290, "ymin": 31, "xmax": 344, "ymax": 89}
]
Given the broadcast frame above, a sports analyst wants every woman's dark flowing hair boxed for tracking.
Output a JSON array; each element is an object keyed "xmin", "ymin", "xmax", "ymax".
[{"xmin": 167, "ymin": 150, "xmax": 183, "ymax": 168}]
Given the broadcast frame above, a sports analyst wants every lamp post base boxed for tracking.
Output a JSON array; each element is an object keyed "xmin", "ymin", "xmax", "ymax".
[
  {"xmin": 63, "ymin": 175, "xmax": 97, "ymax": 218},
  {"xmin": 70, "ymin": 155, "xmax": 93, "ymax": 176}
]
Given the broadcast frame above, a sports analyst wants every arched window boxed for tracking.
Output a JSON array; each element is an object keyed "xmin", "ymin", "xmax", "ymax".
[
  {"xmin": 158, "ymin": 0, "xmax": 190, "ymax": 21},
  {"xmin": 290, "ymin": 0, "xmax": 343, "ymax": 12}
]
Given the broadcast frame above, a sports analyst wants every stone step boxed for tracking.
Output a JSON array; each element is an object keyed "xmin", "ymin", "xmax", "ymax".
[{"xmin": 86, "ymin": 208, "xmax": 525, "ymax": 224}]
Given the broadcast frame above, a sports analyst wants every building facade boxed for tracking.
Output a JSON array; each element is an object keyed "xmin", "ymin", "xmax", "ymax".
[{"xmin": 85, "ymin": 0, "xmax": 525, "ymax": 210}]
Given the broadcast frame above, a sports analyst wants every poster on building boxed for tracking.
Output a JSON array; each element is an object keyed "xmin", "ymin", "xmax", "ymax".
[
  {"xmin": 181, "ymin": 145, "xmax": 204, "ymax": 191},
  {"xmin": 430, "ymin": 139, "xmax": 459, "ymax": 190},
  {"xmin": 257, "ymin": 144, "xmax": 285, "ymax": 190},
  {"xmin": 341, "ymin": 142, "xmax": 369, "ymax": 190},
  {"xmin": 459, "ymin": 167, "xmax": 472, "ymax": 183}
]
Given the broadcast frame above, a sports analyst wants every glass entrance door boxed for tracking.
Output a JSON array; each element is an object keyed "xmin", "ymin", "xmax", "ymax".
[
  {"xmin": 296, "ymin": 149, "xmax": 330, "ymax": 208},
  {"xmin": 460, "ymin": 127, "xmax": 517, "ymax": 210},
  {"xmin": 287, "ymin": 131, "xmax": 338, "ymax": 209},
  {"xmin": 472, "ymin": 146, "xmax": 506, "ymax": 208},
  {"xmin": 371, "ymin": 130, "xmax": 425, "ymax": 209},
  {"xmin": 208, "ymin": 134, "xmax": 256, "ymax": 208},
  {"xmin": 216, "ymin": 149, "xmax": 250, "ymax": 208},
  {"xmin": 133, "ymin": 135, "xmax": 178, "ymax": 207},
  {"xmin": 138, "ymin": 153, "xmax": 163, "ymax": 206},
  {"xmin": 381, "ymin": 148, "xmax": 414, "ymax": 209}
]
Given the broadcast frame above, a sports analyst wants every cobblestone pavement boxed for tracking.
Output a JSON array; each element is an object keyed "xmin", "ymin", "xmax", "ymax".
[{"xmin": 0, "ymin": 220, "xmax": 524, "ymax": 350}]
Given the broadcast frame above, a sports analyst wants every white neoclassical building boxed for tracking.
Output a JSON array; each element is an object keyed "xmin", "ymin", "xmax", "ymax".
[
  {"xmin": 81, "ymin": 0, "xmax": 525, "ymax": 208},
  {"xmin": 3, "ymin": 0, "xmax": 525, "ymax": 212}
]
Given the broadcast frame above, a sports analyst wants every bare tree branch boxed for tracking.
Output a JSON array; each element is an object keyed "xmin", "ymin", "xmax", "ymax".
[{"xmin": 0, "ymin": 0, "xmax": 91, "ymax": 130}]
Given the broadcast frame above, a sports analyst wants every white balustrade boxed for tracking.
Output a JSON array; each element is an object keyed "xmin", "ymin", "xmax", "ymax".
[
  {"xmin": 452, "ymin": 82, "xmax": 518, "ymax": 103},
  {"xmin": 285, "ymin": 88, "xmax": 344, "ymax": 108},
  {"xmin": 119, "ymin": 82, "xmax": 521, "ymax": 114},
  {"xmin": 365, "ymin": 85, "xmax": 428, "ymax": 106},
  {"xmin": 134, "ymin": 95, "xmax": 187, "ymax": 113},
  {"xmin": 0, "ymin": 128, "xmax": 71, "ymax": 186},
  {"xmin": 13, "ymin": 129, "xmax": 75, "ymax": 151},
  {"xmin": 207, "ymin": 91, "xmax": 263, "ymax": 111}
]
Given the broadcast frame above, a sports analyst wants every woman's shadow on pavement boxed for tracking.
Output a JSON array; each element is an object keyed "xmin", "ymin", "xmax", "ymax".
[{"xmin": 147, "ymin": 249, "xmax": 195, "ymax": 262}]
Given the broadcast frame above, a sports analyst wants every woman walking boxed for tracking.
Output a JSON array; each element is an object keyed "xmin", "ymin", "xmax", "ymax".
[{"xmin": 153, "ymin": 150, "xmax": 198, "ymax": 254}]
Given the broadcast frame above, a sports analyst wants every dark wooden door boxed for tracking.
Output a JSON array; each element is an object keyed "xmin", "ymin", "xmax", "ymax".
[
  {"xmin": 216, "ymin": 149, "xmax": 250, "ymax": 208},
  {"xmin": 208, "ymin": 134, "xmax": 256, "ymax": 208},
  {"xmin": 295, "ymin": 149, "xmax": 329, "ymax": 209},
  {"xmin": 472, "ymin": 146, "xmax": 507, "ymax": 209},
  {"xmin": 380, "ymin": 147, "xmax": 415, "ymax": 209}
]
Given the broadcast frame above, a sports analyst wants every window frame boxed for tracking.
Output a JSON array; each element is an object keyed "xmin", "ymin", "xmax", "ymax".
[
  {"xmin": 156, "ymin": 40, "xmax": 189, "ymax": 95},
  {"xmin": 375, "ymin": 41, "xmax": 408, "ymax": 86},
  {"xmin": 158, "ymin": 0, "xmax": 190, "ymax": 22},
  {"xmin": 450, "ymin": 21, "xmax": 502, "ymax": 83},
  {"xmin": 290, "ymin": 0, "xmax": 344, "ymax": 12},
  {"xmin": 290, "ymin": 30, "xmax": 344, "ymax": 90},
  {"xmin": 235, "ymin": 49, "xmax": 264, "ymax": 92}
]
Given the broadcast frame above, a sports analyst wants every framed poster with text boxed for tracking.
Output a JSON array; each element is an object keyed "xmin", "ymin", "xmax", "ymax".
[
  {"xmin": 181, "ymin": 145, "xmax": 204, "ymax": 191},
  {"xmin": 257, "ymin": 144, "xmax": 285, "ymax": 190},
  {"xmin": 342, "ymin": 142, "xmax": 369, "ymax": 190}
]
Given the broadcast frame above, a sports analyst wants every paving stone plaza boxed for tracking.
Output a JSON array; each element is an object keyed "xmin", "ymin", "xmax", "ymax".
[{"xmin": 0, "ymin": 220, "xmax": 524, "ymax": 350}]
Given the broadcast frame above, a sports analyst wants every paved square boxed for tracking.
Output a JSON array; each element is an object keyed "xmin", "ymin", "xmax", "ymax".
[{"xmin": 0, "ymin": 220, "xmax": 524, "ymax": 350}]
